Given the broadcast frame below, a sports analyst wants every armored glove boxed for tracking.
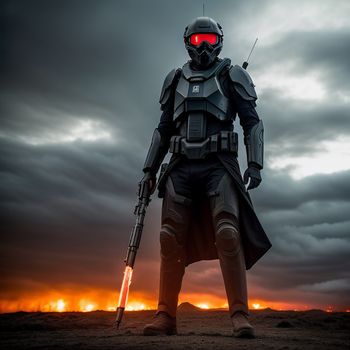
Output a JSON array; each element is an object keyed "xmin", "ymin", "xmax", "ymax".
[
  {"xmin": 243, "ymin": 164, "xmax": 261, "ymax": 190},
  {"xmin": 139, "ymin": 171, "xmax": 157, "ymax": 196}
]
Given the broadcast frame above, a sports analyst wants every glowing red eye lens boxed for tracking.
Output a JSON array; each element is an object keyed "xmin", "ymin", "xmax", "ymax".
[{"xmin": 190, "ymin": 33, "xmax": 218, "ymax": 46}]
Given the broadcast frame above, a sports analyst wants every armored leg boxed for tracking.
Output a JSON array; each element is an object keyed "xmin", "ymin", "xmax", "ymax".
[
  {"xmin": 156, "ymin": 176, "xmax": 191, "ymax": 318},
  {"xmin": 209, "ymin": 173, "xmax": 248, "ymax": 317}
]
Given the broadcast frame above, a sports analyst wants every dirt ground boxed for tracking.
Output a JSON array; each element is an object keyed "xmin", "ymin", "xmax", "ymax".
[{"xmin": 1, "ymin": 306, "xmax": 349, "ymax": 350}]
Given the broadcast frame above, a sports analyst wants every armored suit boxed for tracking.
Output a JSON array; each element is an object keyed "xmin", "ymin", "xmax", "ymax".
[{"xmin": 142, "ymin": 17, "xmax": 271, "ymax": 337}]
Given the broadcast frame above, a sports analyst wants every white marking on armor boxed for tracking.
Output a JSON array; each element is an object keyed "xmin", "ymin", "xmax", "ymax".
[{"xmin": 192, "ymin": 85, "xmax": 200, "ymax": 93}]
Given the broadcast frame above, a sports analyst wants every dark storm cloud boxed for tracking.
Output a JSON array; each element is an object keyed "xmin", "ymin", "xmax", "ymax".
[
  {"xmin": 246, "ymin": 25, "xmax": 350, "ymax": 152},
  {"xmin": 0, "ymin": 137, "xmax": 135, "ymax": 289},
  {"xmin": 1, "ymin": 0, "xmax": 350, "ymax": 310},
  {"xmin": 1, "ymin": 0, "xmax": 240, "ymax": 140},
  {"xmin": 252, "ymin": 30, "xmax": 350, "ymax": 156},
  {"xmin": 262, "ymin": 97, "xmax": 350, "ymax": 148},
  {"xmin": 254, "ymin": 169, "xmax": 350, "ymax": 211},
  {"xmin": 260, "ymin": 29, "xmax": 350, "ymax": 91}
]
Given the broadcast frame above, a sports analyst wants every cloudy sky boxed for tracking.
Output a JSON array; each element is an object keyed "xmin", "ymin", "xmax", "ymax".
[{"xmin": 1, "ymin": 0, "xmax": 349, "ymax": 312}]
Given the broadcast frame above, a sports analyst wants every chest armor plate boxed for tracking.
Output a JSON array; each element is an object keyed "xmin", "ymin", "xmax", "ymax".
[{"xmin": 174, "ymin": 59, "xmax": 231, "ymax": 123}]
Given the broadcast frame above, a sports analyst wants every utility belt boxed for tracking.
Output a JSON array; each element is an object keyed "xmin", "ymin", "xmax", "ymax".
[{"xmin": 169, "ymin": 131, "xmax": 238, "ymax": 159}]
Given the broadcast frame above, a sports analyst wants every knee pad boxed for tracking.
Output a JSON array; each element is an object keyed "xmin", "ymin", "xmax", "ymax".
[
  {"xmin": 160, "ymin": 224, "xmax": 185, "ymax": 260},
  {"xmin": 215, "ymin": 217, "xmax": 241, "ymax": 256}
]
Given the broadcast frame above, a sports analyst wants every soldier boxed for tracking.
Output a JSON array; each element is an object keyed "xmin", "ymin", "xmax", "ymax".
[{"xmin": 141, "ymin": 17, "xmax": 271, "ymax": 338}]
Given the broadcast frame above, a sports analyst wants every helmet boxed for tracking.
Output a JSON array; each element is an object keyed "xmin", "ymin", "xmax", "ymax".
[{"xmin": 184, "ymin": 17, "xmax": 223, "ymax": 68}]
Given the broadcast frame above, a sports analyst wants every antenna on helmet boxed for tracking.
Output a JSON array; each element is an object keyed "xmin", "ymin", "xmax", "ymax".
[
  {"xmin": 242, "ymin": 37, "xmax": 258, "ymax": 70},
  {"xmin": 203, "ymin": 1, "xmax": 205, "ymax": 16}
]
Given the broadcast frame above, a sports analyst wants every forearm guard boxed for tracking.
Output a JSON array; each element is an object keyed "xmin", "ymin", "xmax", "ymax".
[
  {"xmin": 244, "ymin": 120, "xmax": 264, "ymax": 169},
  {"xmin": 143, "ymin": 128, "xmax": 169, "ymax": 175}
]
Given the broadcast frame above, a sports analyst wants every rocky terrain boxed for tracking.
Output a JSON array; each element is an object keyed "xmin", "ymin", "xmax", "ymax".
[{"xmin": 1, "ymin": 303, "xmax": 349, "ymax": 349}]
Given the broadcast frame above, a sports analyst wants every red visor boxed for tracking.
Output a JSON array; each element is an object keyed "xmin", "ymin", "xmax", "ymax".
[{"xmin": 190, "ymin": 33, "xmax": 218, "ymax": 46}]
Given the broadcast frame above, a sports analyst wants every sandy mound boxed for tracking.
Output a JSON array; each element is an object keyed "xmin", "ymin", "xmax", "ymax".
[{"xmin": 177, "ymin": 302, "xmax": 201, "ymax": 312}]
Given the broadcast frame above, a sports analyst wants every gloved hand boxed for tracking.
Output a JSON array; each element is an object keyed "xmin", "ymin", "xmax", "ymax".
[
  {"xmin": 243, "ymin": 164, "xmax": 261, "ymax": 190},
  {"xmin": 139, "ymin": 171, "xmax": 157, "ymax": 196}
]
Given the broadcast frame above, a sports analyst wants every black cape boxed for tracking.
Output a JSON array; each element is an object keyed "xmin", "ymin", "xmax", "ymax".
[{"xmin": 157, "ymin": 153, "xmax": 272, "ymax": 270}]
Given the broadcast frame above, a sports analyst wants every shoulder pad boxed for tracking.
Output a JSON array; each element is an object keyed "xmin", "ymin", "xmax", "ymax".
[
  {"xmin": 159, "ymin": 68, "xmax": 181, "ymax": 105},
  {"xmin": 229, "ymin": 65, "xmax": 257, "ymax": 101}
]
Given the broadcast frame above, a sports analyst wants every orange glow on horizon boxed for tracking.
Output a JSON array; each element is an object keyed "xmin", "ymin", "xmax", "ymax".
[
  {"xmin": 0, "ymin": 291, "xmax": 347, "ymax": 313},
  {"xmin": 56, "ymin": 299, "xmax": 66, "ymax": 312},
  {"xmin": 125, "ymin": 301, "xmax": 151, "ymax": 311},
  {"xmin": 79, "ymin": 299, "xmax": 98, "ymax": 312},
  {"xmin": 84, "ymin": 304, "xmax": 95, "ymax": 312},
  {"xmin": 326, "ymin": 306, "xmax": 334, "ymax": 313}
]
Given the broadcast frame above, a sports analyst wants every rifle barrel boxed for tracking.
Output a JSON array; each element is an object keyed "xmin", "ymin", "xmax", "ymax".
[
  {"xmin": 115, "ymin": 183, "xmax": 151, "ymax": 329},
  {"xmin": 115, "ymin": 265, "xmax": 133, "ymax": 329}
]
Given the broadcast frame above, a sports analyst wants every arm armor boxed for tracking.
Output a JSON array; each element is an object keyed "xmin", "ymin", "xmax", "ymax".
[
  {"xmin": 229, "ymin": 65, "xmax": 257, "ymax": 103},
  {"xmin": 159, "ymin": 68, "xmax": 181, "ymax": 110},
  {"xmin": 143, "ymin": 128, "xmax": 169, "ymax": 175},
  {"xmin": 244, "ymin": 120, "xmax": 264, "ymax": 169}
]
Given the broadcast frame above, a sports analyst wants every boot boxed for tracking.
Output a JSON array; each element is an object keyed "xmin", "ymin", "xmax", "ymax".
[
  {"xmin": 231, "ymin": 311, "xmax": 255, "ymax": 338},
  {"xmin": 143, "ymin": 311, "xmax": 177, "ymax": 336}
]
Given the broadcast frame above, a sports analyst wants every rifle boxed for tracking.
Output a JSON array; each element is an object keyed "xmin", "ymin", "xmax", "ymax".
[{"xmin": 115, "ymin": 178, "xmax": 152, "ymax": 329}]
